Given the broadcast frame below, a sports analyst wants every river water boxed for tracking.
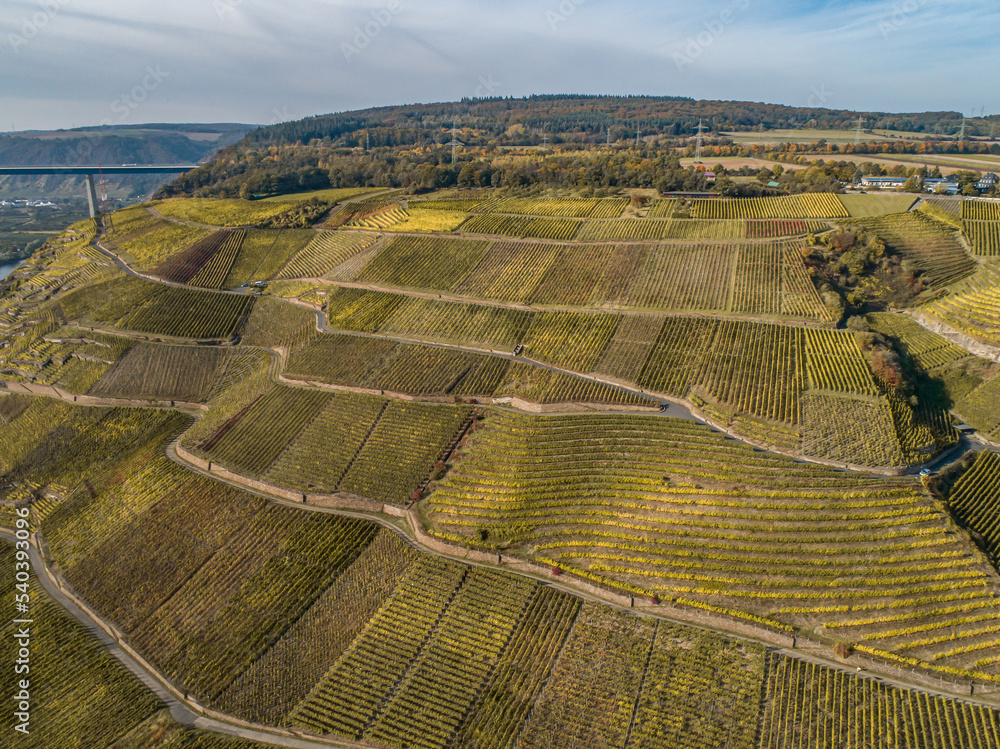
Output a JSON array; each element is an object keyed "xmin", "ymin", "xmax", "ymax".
[{"xmin": 0, "ymin": 260, "xmax": 24, "ymax": 280}]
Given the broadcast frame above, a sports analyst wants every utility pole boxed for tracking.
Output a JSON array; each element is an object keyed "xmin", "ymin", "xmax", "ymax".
[
  {"xmin": 447, "ymin": 124, "xmax": 464, "ymax": 163},
  {"xmin": 695, "ymin": 119, "xmax": 707, "ymax": 164}
]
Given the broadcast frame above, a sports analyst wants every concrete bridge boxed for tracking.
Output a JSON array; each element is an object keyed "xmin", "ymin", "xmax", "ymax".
[{"xmin": 0, "ymin": 165, "xmax": 200, "ymax": 217}]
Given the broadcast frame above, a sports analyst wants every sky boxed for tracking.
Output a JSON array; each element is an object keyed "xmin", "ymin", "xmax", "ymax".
[{"xmin": 1, "ymin": 0, "xmax": 997, "ymax": 131}]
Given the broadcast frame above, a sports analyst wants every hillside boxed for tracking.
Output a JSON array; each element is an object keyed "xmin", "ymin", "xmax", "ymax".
[
  {"xmin": 0, "ymin": 123, "xmax": 252, "ymax": 199},
  {"xmin": 2, "ymin": 182, "xmax": 1000, "ymax": 747}
]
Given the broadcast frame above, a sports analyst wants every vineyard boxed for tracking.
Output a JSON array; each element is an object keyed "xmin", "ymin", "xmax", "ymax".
[
  {"xmin": 472, "ymin": 196, "xmax": 629, "ymax": 218},
  {"xmin": 285, "ymin": 332, "xmax": 654, "ymax": 407},
  {"xmin": 84, "ymin": 280, "xmax": 256, "ymax": 341},
  {"xmin": 155, "ymin": 197, "xmax": 304, "ymax": 227},
  {"xmin": 920, "ymin": 263, "xmax": 1000, "ymax": 348},
  {"xmin": 334, "ymin": 236, "xmax": 827, "ymax": 319},
  {"xmin": 277, "ymin": 231, "xmax": 377, "ymax": 279},
  {"xmin": 0, "ymin": 543, "xmax": 166, "ymax": 748},
  {"xmin": 460, "ymin": 214, "xmax": 583, "ymax": 241},
  {"xmin": 947, "ymin": 451, "xmax": 1000, "ymax": 564},
  {"xmin": 195, "ymin": 385, "xmax": 470, "ymax": 504},
  {"xmin": 845, "ymin": 213, "xmax": 976, "ymax": 286},
  {"xmin": 867, "ymin": 312, "xmax": 970, "ymax": 370},
  {"xmin": 690, "ymin": 194, "xmax": 849, "ymax": 219},
  {"xmin": 956, "ymin": 376, "xmax": 1000, "ymax": 442},
  {"xmin": 964, "ymin": 219, "xmax": 1000, "ymax": 256},
  {"xmin": 425, "ymin": 409, "xmax": 1000, "ymax": 672},
  {"xmin": 189, "ymin": 230, "xmax": 247, "ymax": 289},
  {"xmin": 356, "ymin": 235, "xmax": 491, "ymax": 290},
  {"xmin": 11, "ymin": 184, "xmax": 1000, "ymax": 748},
  {"xmin": 88, "ymin": 342, "xmax": 226, "ymax": 402}
]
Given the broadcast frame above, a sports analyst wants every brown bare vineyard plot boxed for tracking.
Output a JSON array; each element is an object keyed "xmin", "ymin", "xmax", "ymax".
[
  {"xmin": 802, "ymin": 393, "xmax": 904, "ymax": 466},
  {"xmin": 88, "ymin": 342, "xmax": 225, "ymax": 402},
  {"xmin": 155, "ymin": 230, "xmax": 230, "ymax": 284}
]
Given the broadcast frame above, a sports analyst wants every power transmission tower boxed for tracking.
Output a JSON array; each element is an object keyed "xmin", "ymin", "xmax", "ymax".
[
  {"xmin": 695, "ymin": 119, "xmax": 707, "ymax": 163},
  {"xmin": 854, "ymin": 115, "xmax": 865, "ymax": 146},
  {"xmin": 447, "ymin": 124, "xmax": 464, "ymax": 163},
  {"xmin": 959, "ymin": 116, "xmax": 966, "ymax": 142},
  {"xmin": 366, "ymin": 130, "xmax": 370, "ymax": 151}
]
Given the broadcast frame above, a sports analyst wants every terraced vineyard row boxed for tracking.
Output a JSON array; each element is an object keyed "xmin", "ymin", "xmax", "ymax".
[
  {"xmin": 286, "ymin": 332, "xmax": 653, "ymax": 408},
  {"xmin": 88, "ymin": 342, "xmax": 226, "ymax": 402},
  {"xmin": 956, "ymin": 376, "xmax": 1000, "ymax": 442},
  {"xmin": 347, "ymin": 237, "xmax": 827, "ymax": 318},
  {"xmin": 277, "ymin": 231, "xmax": 377, "ymax": 279},
  {"xmin": 867, "ymin": 312, "xmax": 970, "ymax": 370},
  {"xmin": 461, "ymin": 214, "xmax": 583, "ymax": 241},
  {"xmin": 0, "ymin": 543, "xmax": 166, "ymax": 748},
  {"xmin": 156, "ymin": 230, "xmax": 232, "ymax": 284},
  {"xmin": 188, "ymin": 230, "xmax": 247, "ymax": 289},
  {"xmin": 948, "ymin": 451, "xmax": 1000, "ymax": 564},
  {"xmin": 919, "ymin": 263, "xmax": 1000, "ymax": 348},
  {"xmin": 963, "ymin": 200, "xmax": 1000, "ymax": 221},
  {"xmin": 426, "ymin": 410, "xmax": 1000, "ymax": 673},
  {"xmin": 472, "ymin": 196, "xmax": 628, "ymax": 218},
  {"xmin": 964, "ymin": 219, "xmax": 1000, "ymax": 256},
  {"xmin": 760, "ymin": 655, "xmax": 1000, "ymax": 748},
  {"xmin": 196, "ymin": 385, "xmax": 470, "ymax": 504},
  {"xmin": 7, "ymin": 403, "xmax": 1000, "ymax": 745},
  {"xmin": 691, "ymin": 194, "xmax": 848, "ymax": 219}
]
